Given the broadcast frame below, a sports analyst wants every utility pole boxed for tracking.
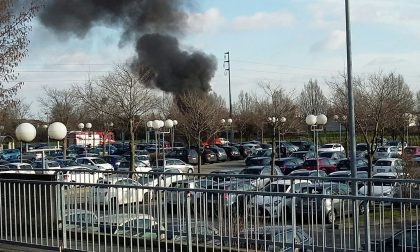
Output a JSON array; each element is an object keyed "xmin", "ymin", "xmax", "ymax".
[{"xmin": 224, "ymin": 52, "xmax": 233, "ymax": 143}]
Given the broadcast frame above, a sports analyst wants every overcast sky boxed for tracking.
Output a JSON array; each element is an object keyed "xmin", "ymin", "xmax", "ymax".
[{"xmin": 15, "ymin": 0, "xmax": 420, "ymax": 117}]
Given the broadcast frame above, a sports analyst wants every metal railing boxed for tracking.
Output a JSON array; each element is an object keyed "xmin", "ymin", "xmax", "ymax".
[{"xmin": 0, "ymin": 170, "xmax": 419, "ymax": 251}]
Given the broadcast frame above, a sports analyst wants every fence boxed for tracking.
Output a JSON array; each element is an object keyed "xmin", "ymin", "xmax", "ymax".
[{"xmin": 0, "ymin": 170, "xmax": 419, "ymax": 251}]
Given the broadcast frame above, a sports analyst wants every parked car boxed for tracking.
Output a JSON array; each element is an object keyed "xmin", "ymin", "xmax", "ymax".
[
  {"xmin": 33, "ymin": 160, "xmax": 61, "ymax": 174},
  {"xmin": 152, "ymin": 158, "xmax": 194, "ymax": 173},
  {"xmin": 56, "ymin": 159, "xmax": 79, "ymax": 168},
  {"xmin": 239, "ymin": 165, "xmax": 282, "ymax": 189},
  {"xmin": 248, "ymin": 179, "xmax": 312, "ymax": 219},
  {"xmin": 403, "ymin": 146, "xmax": 420, "ymax": 157},
  {"xmin": 209, "ymin": 147, "xmax": 228, "ymax": 162},
  {"xmin": 166, "ymin": 179, "xmax": 215, "ymax": 213},
  {"xmin": 61, "ymin": 166, "xmax": 101, "ymax": 184},
  {"xmin": 91, "ymin": 176, "xmax": 152, "ymax": 206},
  {"xmin": 201, "ymin": 149, "xmax": 217, "ymax": 164},
  {"xmin": 336, "ymin": 158, "xmax": 369, "ymax": 171},
  {"xmin": 98, "ymin": 213, "xmax": 164, "ymax": 239},
  {"xmin": 246, "ymin": 156, "xmax": 272, "ymax": 167},
  {"xmin": 364, "ymin": 225, "xmax": 419, "ymax": 251},
  {"xmin": 318, "ymin": 143, "xmax": 345, "ymax": 153},
  {"xmin": 318, "ymin": 151, "xmax": 346, "ymax": 160},
  {"xmin": 239, "ymin": 225, "xmax": 312, "ymax": 251},
  {"xmin": 138, "ymin": 168, "xmax": 186, "ymax": 187},
  {"xmin": 166, "ymin": 221, "xmax": 219, "ymax": 244},
  {"xmin": 302, "ymin": 158, "xmax": 337, "ymax": 174},
  {"xmin": 210, "ymin": 169, "xmax": 241, "ymax": 183},
  {"xmin": 296, "ymin": 182, "xmax": 352, "ymax": 223},
  {"xmin": 245, "ymin": 149, "xmax": 272, "ymax": 165},
  {"xmin": 327, "ymin": 170, "xmax": 368, "ymax": 189},
  {"xmin": 0, "ymin": 149, "xmax": 21, "ymax": 161},
  {"xmin": 206, "ymin": 180, "xmax": 256, "ymax": 216},
  {"xmin": 102, "ymin": 155, "xmax": 126, "ymax": 170},
  {"xmin": 237, "ymin": 145, "xmax": 253, "ymax": 158},
  {"xmin": 166, "ymin": 148, "xmax": 198, "ymax": 165},
  {"xmin": 274, "ymin": 157, "xmax": 304, "ymax": 175},
  {"xmin": 373, "ymin": 158, "xmax": 403, "ymax": 174},
  {"xmin": 289, "ymin": 151, "xmax": 316, "ymax": 161},
  {"xmin": 172, "ymin": 142, "xmax": 186, "ymax": 150},
  {"xmin": 373, "ymin": 146, "xmax": 399, "ymax": 161},
  {"xmin": 63, "ymin": 209, "xmax": 98, "ymax": 233},
  {"xmin": 118, "ymin": 160, "xmax": 152, "ymax": 173},
  {"xmin": 75, "ymin": 157, "xmax": 114, "ymax": 171},
  {"xmin": 288, "ymin": 169, "xmax": 328, "ymax": 182},
  {"xmin": 0, "ymin": 162, "xmax": 35, "ymax": 174},
  {"xmin": 221, "ymin": 146, "xmax": 241, "ymax": 160},
  {"xmin": 358, "ymin": 172, "xmax": 400, "ymax": 207},
  {"xmin": 387, "ymin": 141, "xmax": 407, "ymax": 152}
]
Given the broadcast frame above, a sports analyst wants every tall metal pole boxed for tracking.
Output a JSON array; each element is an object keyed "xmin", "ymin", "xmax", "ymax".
[
  {"xmin": 224, "ymin": 52, "xmax": 233, "ymax": 142},
  {"xmin": 345, "ymin": 0, "xmax": 360, "ymax": 250}
]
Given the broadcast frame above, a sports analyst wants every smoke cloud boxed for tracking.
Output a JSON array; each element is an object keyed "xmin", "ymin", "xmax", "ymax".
[{"xmin": 39, "ymin": 0, "xmax": 217, "ymax": 94}]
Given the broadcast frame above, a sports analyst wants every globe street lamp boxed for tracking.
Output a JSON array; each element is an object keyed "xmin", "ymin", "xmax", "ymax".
[
  {"xmin": 227, "ymin": 118, "xmax": 233, "ymax": 143},
  {"xmin": 333, "ymin": 114, "xmax": 347, "ymax": 145},
  {"xmin": 152, "ymin": 119, "xmax": 175, "ymax": 169},
  {"xmin": 268, "ymin": 116, "xmax": 279, "ymax": 175},
  {"xmin": 171, "ymin": 120, "xmax": 178, "ymax": 150},
  {"xmin": 306, "ymin": 114, "xmax": 328, "ymax": 174},
  {"xmin": 86, "ymin": 122, "xmax": 92, "ymax": 148},
  {"xmin": 146, "ymin": 120, "xmax": 153, "ymax": 144},
  {"xmin": 15, "ymin": 123, "xmax": 37, "ymax": 163},
  {"xmin": 48, "ymin": 122, "xmax": 68, "ymax": 162},
  {"xmin": 278, "ymin": 117, "xmax": 286, "ymax": 156}
]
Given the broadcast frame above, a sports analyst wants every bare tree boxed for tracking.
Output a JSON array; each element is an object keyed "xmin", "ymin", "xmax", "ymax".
[
  {"xmin": 172, "ymin": 90, "xmax": 225, "ymax": 173},
  {"xmin": 233, "ymin": 91, "xmax": 256, "ymax": 143},
  {"xmin": 299, "ymin": 79, "xmax": 329, "ymax": 116},
  {"xmin": 74, "ymin": 65, "xmax": 158, "ymax": 172},
  {"xmin": 0, "ymin": 1, "xmax": 40, "ymax": 106}
]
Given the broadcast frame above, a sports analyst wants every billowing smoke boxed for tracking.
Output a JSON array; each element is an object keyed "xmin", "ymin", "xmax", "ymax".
[{"xmin": 39, "ymin": 0, "xmax": 217, "ymax": 94}]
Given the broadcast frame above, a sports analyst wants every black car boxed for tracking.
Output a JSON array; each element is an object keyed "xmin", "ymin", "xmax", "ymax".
[
  {"xmin": 237, "ymin": 145, "xmax": 252, "ymax": 158},
  {"xmin": 246, "ymin": 157, "xmax": 272, "ymax": 167},
  {"xmin": 209, "ymin": 147, "xmax": 228, "ymax": 162},
  {"xmin": 102, "ymin": 155, "xmax": 126, "ymax": 170},
  {"xmin": 336, "ymin": 158, "xmax": 368, "ymax": 171},
  {"xmin": 364, "ymin": 225, "xmax": 419, "ymax": 251},
  {"xmin": 166, "ymin": 148, "xmax": 198, "ymax": 165},
  {"xmin": 274, "ymin": 157, "xmax": 304, "ymax": 175},
  {"xmin": 221, "ymin": 146, "xmax": 241, "ymax": 160},
  {"xmin": 245, "ymin": 149, "xmax": 271, "ymax": 165}
]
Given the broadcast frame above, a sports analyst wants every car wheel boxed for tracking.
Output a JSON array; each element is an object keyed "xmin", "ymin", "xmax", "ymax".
[
  {"xmin": 359, "ymin": 202, "xmax": 366, "ymax": 215},
  {"xmin": 143, "ymin": 192, "xmax": 150, "ymax": 202},
  {"xmin": 327, "ymin": 210, "xmax": 336, "ymax": 224},
  {"xmin": 187, "ymin": 168, "xmax": 193, "ymax": 173}
]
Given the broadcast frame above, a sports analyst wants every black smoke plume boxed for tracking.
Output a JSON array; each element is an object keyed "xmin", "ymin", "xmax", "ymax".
[{"xmin": 39, "ymin": 0, "xmax": 217, "ymax": 94}]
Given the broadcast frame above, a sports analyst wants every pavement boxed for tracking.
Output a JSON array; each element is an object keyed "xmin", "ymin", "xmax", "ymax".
[{"xmin": 0, "ymin": 243, "xmax": 55, "ymax": 252}]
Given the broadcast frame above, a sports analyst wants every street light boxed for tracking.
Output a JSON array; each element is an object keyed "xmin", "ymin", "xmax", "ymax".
[
  {"xmin": 306, "ymin": 114, "xmax": 328, "ymax": 174},
  {"xmin": 86, "ymin": 122, "xmax": 92, "ymax": 148},
  {"xmin": 150, "ymin": 119, "xmax": 175, "ymax": 169},
  {"xmin": 404, "ymin": 113, "xmax": 410, "ymax": 146},
  {"xmin": 268, "ymin": 116, "xmax": 279, "ymax": 175},
  {"xmin": 146, "ymin": 121, "xmax": 153, "ymax": 144},
  {"xmin": 171, "ymin": 120, "xmax": 178, "ymax": 150},
  {"xmin": 15, "ymin": 123, "xmax": 37, "ymax": 163},
  {"xmin": 278, "ymin": 117, "xmax": 286, "ymax": 156},
  {"xmin": 48, "ymin": 122, "xmax": 67, "ymax": 162},
  {"xmin": 221, "ymin": 118, "xmax": 233, "ymax": 144},
  {"xmin": 333, "ymin": 114, "xmax": 346, "ymax": 145}
]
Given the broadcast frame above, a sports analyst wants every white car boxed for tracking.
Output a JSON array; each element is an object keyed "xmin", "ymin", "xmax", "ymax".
[
  {"xmin": 358, "ymin": 172, "xmax": 400, "ymax": 200},
  {"xmin": 1, "ymin": 163, "xmax": 35, "ymax": 174},
  {"xmin": 373, "ymin": 158, "xmax": 403, "ymax": 174},
  {"xmin": 139, "ymin": 168, "xmax": 187, "ymax": 188},
  {"xmin": 76, "ymin": 157, "xmax": 114, "ymax": 171},
  {"xmin": 318, "ymin": 143, "xmax": 344, "ymax": 153},
  {"xmin": 33, "ymin": 160, "xmax": 61, "ymax": 175},
  {"xmin": 248, "ymin": 179, "xmax": 312, "ymax": 218},
  {"xmin": 62, "ymin": 209, "xmax": 98, "ymax": 232},
  {"xmin": 61, "ymin": 166, "xmax": 101, "ymax": 184},
  {"xmin": 373, "ymin": 146, "xmax": 400, "ymax": 160},
  {"xmin": 98, "ymin": 213, "xmax": 164, "ymax": 239},
  {"xmin": 153, "ymin": 158, "xmax": 194, "ymax": 173},
  {"xmin": 90, "ymin": 176, "xmax": 152, "ymax": 206},
  {"xmin": 166, "ymin": 179, "xmax": 215, "ymax": 212},
  {"xmin": 118, "ymin": 160, "xmax": 152, "ymax": 173}
]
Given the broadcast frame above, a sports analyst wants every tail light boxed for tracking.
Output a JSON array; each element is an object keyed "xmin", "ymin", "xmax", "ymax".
[{"xmin": 224, "ymin": 193, "xmax": 229, "ymax": 200}]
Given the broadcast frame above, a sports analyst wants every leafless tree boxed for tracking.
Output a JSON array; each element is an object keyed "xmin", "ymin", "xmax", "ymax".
[
  {"xmin": 172, "ymin": 90, "xmax": 225, "ymax": 172},
  {"xmin": 0, "ymin": 1, "xmax": 40, "ymax": 107},
  {"xmin": 299, "ymin": 79, "xmax": 329, "ymax": 116},
  {"xmin": 74, "ymin": 65, "xmax": 158, "ymax": 172}
]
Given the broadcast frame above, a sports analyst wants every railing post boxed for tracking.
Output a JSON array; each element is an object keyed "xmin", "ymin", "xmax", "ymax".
[
  {"xmin": 291, "ymin": 179, "xmax": 297, "ymax": 252},
  {"xmin": 364, "ymin": 200, "xmax": 370, "ymax": 252},
  {"xmin": 186, "ymin": 191, "xmax": 192, "ymax": 252}
]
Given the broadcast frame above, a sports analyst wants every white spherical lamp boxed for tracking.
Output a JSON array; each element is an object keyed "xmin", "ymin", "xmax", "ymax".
[
  {"xmin": 227, "ymin": 118, "xmax": 233, "ymax": 124},
  {"xmin": 158, "ymin": 120, "xmax": 164, "ymax": 128},
  {"xmin": 164, "ymin": 119, "xmax": 174, "ymax": 128},
  {"xmin": 48, "ymin": 122, "xmax": 67, "ymax": 140},
  {"xmin": 85, "ymin": 123, "xmax": 92, "ymax": 130},
  {"xmin": 78, "ymin": 123, "xmax": 84, "ymax": 130},
  {"xmin": 317, "ymin": 114, "xmax": 328, "ymax": 125},
  {"xmin": 305, "ymin": 115, "xmax": 317, "ymax": 126},
  {"xmin": 152, "ymin": 120, "xmax": 161, "ymax": 129},
  {"xmin": 280, "ymin": 117, "xmax": 286, "ymax": 123},
  {"xmin": 221, "ymin": 119, "xmax": 225, "ymax": 124},
  {"xmin": 15, "ymin": 123, "xmax": 37, "ymax": 142},
  {"xmin": 173, "ymin": 120, "xmax": 178, "ymax": 126},
  {"xmin": 147, "ymin": 121, "xmax": 153, "ymax": 128}
]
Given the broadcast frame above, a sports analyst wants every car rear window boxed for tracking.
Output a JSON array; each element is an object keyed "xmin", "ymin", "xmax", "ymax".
[
  {"xmin": 303, "ymin": 160, "xmax": 317, "ymax": 166},
  {"xmin": 377, "ymin": 148, "xmax": 388, "ymax": 152},
  {"xmin": 321, "ymin": 144, "xmax": 334, "ymax": 148},
  {"xmin": 375, "ymin": 160, "xmax": 392, "ymax": 166},
  {"xmin": 240, "ymin": 168, "xmax": 262, "ymax": 175}
]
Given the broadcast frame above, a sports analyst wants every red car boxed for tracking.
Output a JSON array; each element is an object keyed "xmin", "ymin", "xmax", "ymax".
[
  {"xmin": 403, "ymin": 146, "xmax": 420, "ymax": 157},
  {"xmin": 302, "ymin": 158, "xmax": 337, "ymax": 174}
]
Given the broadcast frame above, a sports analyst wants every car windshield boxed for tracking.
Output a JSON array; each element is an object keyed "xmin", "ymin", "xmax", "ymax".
[
  {"xmin": 60, "ymin": 160, "xmax": 78, "ymax": 167},
  {"xmin": 375, "ymin": 160, "xmax": 392, "ymax": 166},
  {"xmin": 377, "ymin": 148, "xmax": 388, "ymax": 152},
  {"xmin": 356, "ymin": 145, "xmax": 367, "ymax": 151},
  {"xmin": 319, "ymin": 152, "xmax": 333, "ymax": 158},
  {"xmin": 373, "ymin": 180, "xmax": 394, "ymax": 186},
  {"xmin": 91, "ymin": 158, "xmax": 106, "ymax": 164},
  {"xmin": 321, "ymin": 144, "xmax": 334, "ymax": 148}
]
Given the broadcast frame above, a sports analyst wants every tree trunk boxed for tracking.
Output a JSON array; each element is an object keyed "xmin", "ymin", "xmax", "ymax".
[
  {"xmin": 102, "ymin": 134, "xmax": 106, "ymax": 157},
  {"xmin": 63, "ymin": 137, "xmax": 67, "ymax": 160},
  {"xmin": 130, "ymin": 118, "xmax": 135, "ymax": 173}
]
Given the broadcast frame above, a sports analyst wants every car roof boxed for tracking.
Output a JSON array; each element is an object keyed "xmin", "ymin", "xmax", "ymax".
[
  {"xmin": 269, "ymin": 179, "xmax": 311, "ymax": 185},
  {"xmin": 376, "ymin": 158, "xmax": 400, "ymax": 161},
  {"xmin": 100, "ymin": 213, "xmax": 154, "ymax": 224},
  {"xmin": 373, "ymin": 172, "xmax": 397, "ymax": 177}
]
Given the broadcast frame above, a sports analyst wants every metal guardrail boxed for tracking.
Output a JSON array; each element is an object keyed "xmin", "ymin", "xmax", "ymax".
[{"xmin": 0, "ymin": 170, "xmax": 418, "ymax": 251}]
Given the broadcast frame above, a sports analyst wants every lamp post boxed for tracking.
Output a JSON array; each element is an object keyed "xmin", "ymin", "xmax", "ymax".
[
  {"xmin": 86, "ymin": 122, "xmax": 92, "ymax": 148},
  {"xmin": 150, "ymin": 119, "xmax": 175, "ymax": 169},
  {"xmin": 48, "ymin": 122, "xmax": 67, "ymax": 161},
  {"xmin": 306, "ymin": 114, "xmax": 328, "ymax": 174},
  {"xmin": 227, "ymin": 118, "xmax": 233, "ymax": 143},
  {"xmin": 15, "ymin": 123, "xmax": 37, "ymax": 163},
  {"xmin": 221, "ymin": 118, "xmax": 233, "ymax": 144},
  {"xmin": 171, "ymin": 120, "xmax": 178, "ymax": 150},
  {"xmin": 278, "ymin": 117, "xmax": 286, "ymax": 157},
  {"xmin": 404, "ymin": 113, "xmax": 410, "ymax": 146},
  {"xmin": 333, "ymin": 115, "xmax": 346, "ymax": 145},
  {"xmin": 268, "ymin": 116, "xmax": 279, "ymax": 175}
]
